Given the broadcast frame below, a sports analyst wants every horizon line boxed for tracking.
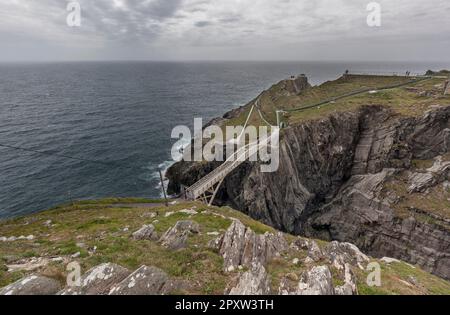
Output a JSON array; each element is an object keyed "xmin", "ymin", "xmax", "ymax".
[{"xmin": 0, "ymin": 59, "xmax": 449, "ymax": 65}]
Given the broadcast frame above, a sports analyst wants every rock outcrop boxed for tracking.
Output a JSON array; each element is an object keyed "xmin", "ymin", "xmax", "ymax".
[
  {"xmin": 3, "ymin": 263, "xmax": 185, "ymax": 296},
  {"xmin": 0, "ymin": 275, "xmax": 61, "ymax": 295},
  {"xmin": 291, "ymin": 238, "xmax": 323, "ymax": 262},
  {"xmin": 407, "ymin": 156, "xmax": 450, "ymax": 193},
  {"xmin": 334, "ymin": 264, "xmax": 358, "ymax": 295},
  {"xmin": 324, "ymin": 241, "xmax": 370, "ymax": 271},
  {"xmin": 209, "ymin": 220, "xmax": 288, "ymax": 272},
  {"xmin": 159, "ymin": 220, "xmax": 200, "ymax": 250},
  {"xmin": 59, "ymin": 263, "xmax": 130, "ymax": 295},
  {"xmin": 279, "ymin": 263, "xmax": 357, "ymax": 296},
  {"xmin": 279, "ymin": 266, "xmax": 335, "ymax": 295},
  {"xmin": 227, "ymin": 263, "xmax": 271, "ymax": 295},
  {"xmin": 132, "ymin": 224, "xmax": 158, "ymax": 241},
  {"xmin": 296, "ymin": 266, "xmax": 335, "ymax": 295},
  {"xmin": 109, "ymin": 266, "xmax": 168, "ymax": 295}
]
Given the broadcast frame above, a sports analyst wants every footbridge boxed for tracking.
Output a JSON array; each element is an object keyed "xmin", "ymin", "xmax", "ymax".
[{"xmin": 185, "ymin": 135, "xmax": 272, "ymax": 206}]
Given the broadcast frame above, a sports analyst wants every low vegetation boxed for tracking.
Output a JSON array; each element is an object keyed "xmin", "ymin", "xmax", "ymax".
[
  {"xmin": 223, "ymin": 74, "xmax": 450, "ymax": 128},
  {"xmin": 1, "ymin": 199, "xmax": 449, "ymax": 295}
]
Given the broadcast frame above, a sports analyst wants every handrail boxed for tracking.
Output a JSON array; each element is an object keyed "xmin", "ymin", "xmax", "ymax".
[
  {"xmin": 185, "ymin": 135, "xmax": 271, "ymax": 199},
  {"xmin": 187, "ymin": 140, "xmax": 258, "ymax": 191}
]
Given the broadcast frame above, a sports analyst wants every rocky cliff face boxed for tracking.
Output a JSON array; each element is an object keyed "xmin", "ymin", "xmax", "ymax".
[{"xmin": 167, "ymin": 105, "xmax": 450, "ymax": 280}]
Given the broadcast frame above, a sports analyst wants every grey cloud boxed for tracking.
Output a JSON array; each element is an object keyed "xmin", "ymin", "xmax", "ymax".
[
  {"xmin": 0, "ymin": 0, "xmax": 449, "ymax": 61},
  {"xmin": 194, "ymin": 21, "xmax": 212, "ymax": 27},
  {"xmin": 79, "ymin": 0, "xmax": 184, "ymax": 40},
  {"xmin": 135, "ymin": 0, "xmax": 184, "ymax": 19},
  {"xmin": 219, "ymin": 16, "xmax": 242, "ymax": 24}
]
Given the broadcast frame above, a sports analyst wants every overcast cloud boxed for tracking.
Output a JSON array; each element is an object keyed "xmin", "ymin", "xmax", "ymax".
[{"xmin": 0, "ymin": 0, "xmax": 449, "ymax": 61}]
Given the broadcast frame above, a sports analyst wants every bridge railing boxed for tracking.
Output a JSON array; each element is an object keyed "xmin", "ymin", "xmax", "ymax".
[{"xmin": 185, "ymin": 136, "xmax": 270, "ymax": 200}]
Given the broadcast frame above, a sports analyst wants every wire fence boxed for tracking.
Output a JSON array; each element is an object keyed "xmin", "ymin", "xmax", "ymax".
[
  {"xmin": 346, "ymin": 70, "xmax": 423, "ymax": 77},
  {"xmin": 287, "ymin": 76, "xmax": 431, "ymax": 113}
]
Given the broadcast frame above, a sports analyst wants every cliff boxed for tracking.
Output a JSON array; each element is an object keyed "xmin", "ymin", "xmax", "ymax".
[{"xmin": 167, "ymin": 74, "xmax": 450, "ymax": 280}]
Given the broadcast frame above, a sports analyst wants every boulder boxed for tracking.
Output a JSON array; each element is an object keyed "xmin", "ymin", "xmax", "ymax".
[
  {"xmin": 212, "ymin": 220, "xmax": 246, "ymax": 271},
  {"xmin": 210, "ymin": 220, "xmax": 288, "ymax": 272},
  {"xmin": 132, "ymin": 224, "xmax": 158, "ymax": 241},
  {"xmin": 324, "ymin": 241, "xmax": 369, "ymax": 270},
  {"xmin": 140, "ymin": 212, "xmax": 157, "ymax": 219},
  {"xmin": 159, "ymin": 220, "xmax": 200, "ymax": 250},
  {"xmin": 109, "ymin": 266, "xmax": 168, "ymax": 295},
  {"xmin": 334, "ymin": 264, "xmax": 358, "ymax": 295},
  {"xmin": 0, "ymin": 275, "xmax": 61, "ymax": 295},
  {"xmin": 160, "ymin": 279, "xmax": 193, "ymax": 295},
  {"xmin": 59, "ymin": 263, "xmax": 130, "ymax": 295},
  {"xmin": 280, "ymin": 265, "xmax": 335, "ymax": 295},
  {"xmin": 228, "ymin": 264, "xmax": 271, "ymax": 295},
  {"xmin": 297, "ymin": 266, "xmax": 335, "ymax": 295},
  {"xmin": 6, "ymin": 257, "xmax": 51, "ymax": 272},
  {"xmin": 291, "ymin": 238, "xmax": 323, "ymax": 261}
]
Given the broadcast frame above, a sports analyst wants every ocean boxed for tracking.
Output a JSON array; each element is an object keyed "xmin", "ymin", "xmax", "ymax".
[{"xmin": 0, "ymin": 61, "xmax": 448, "ymax": 218}]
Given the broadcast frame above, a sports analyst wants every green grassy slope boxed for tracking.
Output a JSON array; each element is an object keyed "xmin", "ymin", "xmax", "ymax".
[{"xmin": 1, "ymin": 199, "xmax": 449, "ymax": 295}]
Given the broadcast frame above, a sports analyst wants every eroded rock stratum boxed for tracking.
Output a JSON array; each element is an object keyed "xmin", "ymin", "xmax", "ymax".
[{"xmin": 168, "ymin": 77, "xmax": 450, "ymax": 280}]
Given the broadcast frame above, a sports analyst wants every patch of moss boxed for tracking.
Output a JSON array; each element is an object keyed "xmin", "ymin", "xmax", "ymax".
[{"xmin": 412, "ymin": 159, "xmax": 434, "ymax": 170}]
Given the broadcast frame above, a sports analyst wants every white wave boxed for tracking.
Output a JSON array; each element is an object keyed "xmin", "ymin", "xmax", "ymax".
[{"xmin": 171, "ymin": 137, "xmax": 191, "ymax": 162}]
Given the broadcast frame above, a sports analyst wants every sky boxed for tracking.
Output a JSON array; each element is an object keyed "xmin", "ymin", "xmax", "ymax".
[{"xmin": 0, "ymin": 0, "xmax": 449, "ymax": 62}]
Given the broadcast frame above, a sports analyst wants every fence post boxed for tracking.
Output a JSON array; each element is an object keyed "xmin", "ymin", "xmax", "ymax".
[{"xmin": 159, "ymin": 170, "xmax": 169, "ymax": 207}]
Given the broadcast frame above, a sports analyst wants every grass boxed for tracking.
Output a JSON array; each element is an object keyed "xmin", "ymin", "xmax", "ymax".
[
  {"xmin": 220, "ymin": 75, "xmax": 450, "ymax": 129},
  {"xmin": 381, "ymin": 167, "xmax": 450, "ymax": 225},
  {"xmin": 357, "ymin": 261, "xmax": 450, "ymax": 295},
  {"xmin": 289, "ymin": 77, "xmax": 450, "ymax": 123},
  {"xmin": 0, "ymin": 199, "xmax": 449, "ymax": 294},
  {"xmin": 0, "ymin": 199, "xmax": 234, "ymax": 294},
  {"xmin": 0, "ymin": 200, "xmax": 275, "ymax": 293},
  {"xmin": 224, "ymin": 75, "xmax": 418, "ymax": 127}
]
